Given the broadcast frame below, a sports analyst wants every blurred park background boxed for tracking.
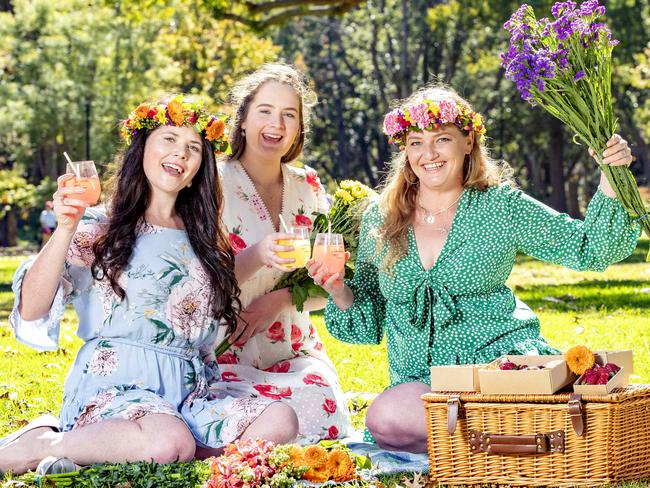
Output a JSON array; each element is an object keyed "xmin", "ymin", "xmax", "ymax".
[{"xmin": 0, "ymin": 0, "xmax": 648, "ymax": 247}]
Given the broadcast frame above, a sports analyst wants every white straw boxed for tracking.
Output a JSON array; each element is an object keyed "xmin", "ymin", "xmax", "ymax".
[
  {"xmin": 63, "ymin": 152, "xmax": 79, "ymax": 178},
  {"xmin": 278, "ymin": 214, "xmax": 290, "ymax": 233},
  {"xmin": 326, "ymin": 218, "xmax": 332, "ymax": 249}
]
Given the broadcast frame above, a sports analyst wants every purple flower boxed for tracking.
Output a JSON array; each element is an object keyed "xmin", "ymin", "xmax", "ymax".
[
  {"xmin": 551, "ymin": 1, "xmax": 577, "ymax": 18},
  {"xmin": 504, "ymin": 4, "xmax": 531, "ymax": 31},
  {"xmin": 579, "ymin": 0, "xmax": 605, "ymax": 17},
  {"xmin": 573, "ymin": 70, "xmax": 585, "ymax": 81}
]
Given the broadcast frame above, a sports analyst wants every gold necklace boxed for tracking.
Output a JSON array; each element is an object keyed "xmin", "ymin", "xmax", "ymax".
[{"xmin": 417, "ymin": 192, "xmax": 463, "ymax": 225}]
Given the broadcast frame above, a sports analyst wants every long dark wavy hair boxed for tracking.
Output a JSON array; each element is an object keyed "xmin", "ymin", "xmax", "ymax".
[{"xmin": 92, "ymin": 128, "xmax": 241, "ymax": 335}]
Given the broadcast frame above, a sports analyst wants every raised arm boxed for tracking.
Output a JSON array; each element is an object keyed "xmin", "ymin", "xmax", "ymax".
[{"xmin": 19, "ymin": 174, "xmax": 89, "ymax": 320}]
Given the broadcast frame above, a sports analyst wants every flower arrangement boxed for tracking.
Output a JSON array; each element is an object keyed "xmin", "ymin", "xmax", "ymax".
[
  {"xmin": 501, "ymin": 1, "xmax": 650, "ymax": 239},
  {"xmin": 120, "ymin": 95, "xmax": 230, "ymax": 155},
  {"xmin": 383, "ymin": 98, "xmax": 486, "ymax": 147},
  {"xmin": 204, "ymin": 439, "xmax": 306, "ymax": 487},
  {"xmin": 271, "ymin": 179, "xmax": 377, "ymax": 312},
  {"xmin": 203, "ymin": 439, "xmax": 370, "ymax": 487}
]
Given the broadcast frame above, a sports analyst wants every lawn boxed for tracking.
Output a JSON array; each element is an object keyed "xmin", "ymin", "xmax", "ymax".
[{"xmin": 1, "ymin": 246, "xmax": 649, "ymax": 487}]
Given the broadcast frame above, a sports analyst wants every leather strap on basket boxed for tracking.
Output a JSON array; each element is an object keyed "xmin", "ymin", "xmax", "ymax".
[
  {"xmin": 469, "ymin": 429, "xmax": 565, "ymax": 454},
  {"xmin": 568, "ymin": 393, "xmax": 584, "ymax": 436},
  {"xmin": 447, "ymin": 395, "xmax": 461, "ymax": 435}
]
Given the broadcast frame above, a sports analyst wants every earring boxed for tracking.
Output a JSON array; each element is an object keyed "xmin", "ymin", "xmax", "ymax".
[
  {"xmin": 241, "ymin": 129, "xmax": 246, "ymax": 138},
  {"xmin": 187, "ymin": 181, "xmax": 192, "ymax": 188}
]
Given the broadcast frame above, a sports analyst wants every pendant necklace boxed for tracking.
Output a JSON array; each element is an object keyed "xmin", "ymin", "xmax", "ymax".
[{"xmin": 417, "ymin": 192, "xmax": 463, "ymax": 225}]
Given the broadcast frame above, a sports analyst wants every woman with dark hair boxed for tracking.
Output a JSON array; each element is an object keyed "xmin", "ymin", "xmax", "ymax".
[
  {"xmin": 214, "ymin": 63, "xmax": 351, "ymax": 443},
  {"xmin": 0, "ymin": 96, "xmax": 297, "ymax": 475}
]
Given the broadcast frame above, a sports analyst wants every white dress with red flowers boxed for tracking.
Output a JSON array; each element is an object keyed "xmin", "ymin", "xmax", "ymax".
[
  {"xmin": 217, "ymin": 160, "xmax": 352, "ymax": 443},
  {"xmin": 10, "ymin": 209, "xmax": 274, "ymax": 448}
]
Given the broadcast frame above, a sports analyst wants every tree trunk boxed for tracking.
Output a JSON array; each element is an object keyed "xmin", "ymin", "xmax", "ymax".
[
  {"xmin": 0, "ymin": 210, "xmax": 17, "ymax": 247},
  {"xmin": 548, "ymin": 118, "xmax": 567, "ymax": 212},
  {"xmin": 566, "ymin": 162, "xmax": 584, "ymax": 218}
]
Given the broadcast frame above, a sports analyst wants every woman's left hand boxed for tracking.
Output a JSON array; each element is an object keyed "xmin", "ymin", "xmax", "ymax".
[
  {"xmin": 590, "ymin": 134, "xmax": 633, "ymax": 167},
  {"xmin": 230, "ymin": 290, "xmax": 290, "ymax": 347}
]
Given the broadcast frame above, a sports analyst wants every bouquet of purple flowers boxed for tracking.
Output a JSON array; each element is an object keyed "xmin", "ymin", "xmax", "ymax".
[{"xmin": 501, "ymin": 1, "xmax": 650, "ymax": 237}]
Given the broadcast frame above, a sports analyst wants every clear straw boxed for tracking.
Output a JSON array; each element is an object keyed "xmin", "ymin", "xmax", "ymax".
[
  {"xmin": 63, "ymin": 152, "xmax": 80, "ymax": 178},
  {"xmin": 278, "ymin": 214, "xmax": 290, "ymax": 233},
  {"xmin": 326, "ymin": 218, "xmax": 332, "ymax": 249}
]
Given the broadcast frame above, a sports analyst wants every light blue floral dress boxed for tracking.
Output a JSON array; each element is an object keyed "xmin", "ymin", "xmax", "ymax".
[{"xmin": 10, "ymin": 209, "xmax": 272, "ymax": 448}]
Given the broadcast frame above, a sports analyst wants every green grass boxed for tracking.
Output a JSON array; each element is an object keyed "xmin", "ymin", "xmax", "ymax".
[{"xmin": 1, "ymin": 247, "xmax": 650, "ymax": 486}]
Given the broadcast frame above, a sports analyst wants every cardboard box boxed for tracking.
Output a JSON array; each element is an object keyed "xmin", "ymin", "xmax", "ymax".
[
  {"xmin": 430, "ymin": 365, "xmax": 483, "ymax": 392},
  {"xmin": 478, "ymin": 355, "xmax": 576, "ymax": 395},
  {"xmin": 573, "ymin": 367, "xmax": 626, "ymax": 395},
  {"xmin": 594, "ymin": 350, "xmax": 633, "ymax": 385}
]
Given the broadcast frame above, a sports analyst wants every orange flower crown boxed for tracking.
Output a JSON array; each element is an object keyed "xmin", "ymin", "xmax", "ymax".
[{"xmin": 120, "ymin": 95, "xmax": 229, "ymax": 155}]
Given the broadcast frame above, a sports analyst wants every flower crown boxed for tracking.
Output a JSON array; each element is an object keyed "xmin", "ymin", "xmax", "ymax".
[
  {"xmin": 383, "ymin": 98, "xmax": 486, "ymax": 147},
  {"xmin": 120, "ymin": 96, "xmax": 230, "ymax": 154}
]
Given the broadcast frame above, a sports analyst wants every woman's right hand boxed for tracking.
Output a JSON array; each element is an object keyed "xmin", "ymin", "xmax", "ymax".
[
  {"xmin": 306, "ymin": 259, "xmax": 345, "ymax": 295},
  {"xmin": 53, "ymin": 174, "xmax": 90, "ymax": 233},
  {"xmin": 253, "ymin": 232, "xmax": 299, "ymax": 271}
]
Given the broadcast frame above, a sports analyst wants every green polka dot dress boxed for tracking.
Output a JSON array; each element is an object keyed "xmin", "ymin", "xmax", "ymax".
[{"xmin": 325, "ymin": 184, "xmax": 640, "ymax": 388}]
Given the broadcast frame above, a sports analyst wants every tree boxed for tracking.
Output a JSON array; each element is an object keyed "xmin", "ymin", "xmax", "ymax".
[
  {"xmin": 0, "ymin": 171, "xmax": 36, "ymax": 246},
  {"xmin": 205, "ymin": 0, "xmax": 366, "ymax": 30}
]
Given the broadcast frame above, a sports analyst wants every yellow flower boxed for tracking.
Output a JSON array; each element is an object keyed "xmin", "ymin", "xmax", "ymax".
[
  {"xmin": 167, "ymin": 99, "xmax": 185, "ymax": 126},
  {"xmin": 565, "ymin": 345, "xmax": 595, "ymax": 375},
  {"xmin": 155, "ymin": 108, "xmax": 168, "ymax": 125},
  {"xmin": 327, "ymin": 448, "xmax": 355, "ymax": 482},
  {"xmin": 334, "ymin": 189, "xmax": 354, "ymax": 204},
  {"xmin": 303, "ymin": 445, "xmax": 328, "ymax": 469},
  {"xmin": 426, "ymin": 100, "xmax": 441, "ymax": 118},
  {"xmin": 303, "ymin": 465, "xmax": 329, "ymax": 483},
  {"xmin": 286, "ymin": 444, "xmax": 306, "ymax": 468}
]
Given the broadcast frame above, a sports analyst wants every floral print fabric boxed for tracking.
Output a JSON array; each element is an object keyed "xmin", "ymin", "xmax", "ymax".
[
  {"xmin": 10, "ymin": 208, "xmax": 270, "ymax": 448},
  {"xmin": 217, "ymin": 161, "xmax": 352, "ymax": 444}
]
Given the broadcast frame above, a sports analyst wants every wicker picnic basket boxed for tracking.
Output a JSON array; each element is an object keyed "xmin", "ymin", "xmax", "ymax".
[{"xmin": 422, "ymin": 384, "xmax": 650, "ymax": 487}]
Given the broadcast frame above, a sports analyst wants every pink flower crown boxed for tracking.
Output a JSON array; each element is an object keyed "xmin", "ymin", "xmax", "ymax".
[
  {"xmin": 383, "ymin": 98, "xmax": 486, "ymax": 147},
  {"xmin": 120, "ymin": 95, "xmax": 230, "ymax": 155}
]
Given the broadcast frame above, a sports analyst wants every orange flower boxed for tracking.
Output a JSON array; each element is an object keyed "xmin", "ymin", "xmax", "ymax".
[
  {"xmin": 327, "ymin": 448, "xmax": 355, "ymax": 482},
  {"xmin": 287, "ymin": 444, "xmax": 306, "ymax": 468},
  {"xmin": 134, "ymin": 103, "xmax": 150, "ymax": 118},
  {"xmin": 565, "ymin": 345, "xmax": 595, "ymax": 375},
  {"xmin": 167, "ymin": 99, "xmax": 185, "ymax": 126},
  {"xmin": 302, "ymin": 465, "xmax": 329, "ymax": 483},
  {"xmin": 303, "ymin": 445, "xmax": 328, "ymax": 469},
  {"xmin": 206, "ymin": 118, "xmax": 225, "ymax": 141}
]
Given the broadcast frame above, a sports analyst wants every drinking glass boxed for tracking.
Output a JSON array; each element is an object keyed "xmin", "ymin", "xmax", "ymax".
[
  {"xmin": 64, "ymin": 161, "xmax": 101, "ymax": 205},
  {"xmin": 276, "ymin": 225, "xmax": 311, "ymax": 269},
  {"xmin": 312, "ymin": 233, "xmax": 345, "ymax": 275}
]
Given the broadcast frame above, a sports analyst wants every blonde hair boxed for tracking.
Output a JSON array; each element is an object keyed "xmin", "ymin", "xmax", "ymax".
[
  {"xmin": 227, "ymin": 63, "xmax": 317, "ymax": 164},
  {"xmin": 377, "ymin": 85, "xmax": 511, "ymax": 269}
]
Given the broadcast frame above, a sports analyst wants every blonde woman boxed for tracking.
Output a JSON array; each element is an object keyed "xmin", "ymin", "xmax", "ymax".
[{"xmin": 308, "ymin": 86, "xmax": 639, "ymax": 453}]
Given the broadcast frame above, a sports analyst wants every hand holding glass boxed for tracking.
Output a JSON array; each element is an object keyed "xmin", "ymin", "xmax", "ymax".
[
  {"xmin": 275, "ymin": 226, "xmax": 311, "ymax": 269},
  {"xmin": 312, "ymin": 233, "xmax": 345, "ymax": 275},
  {"xmin": 63, "ymin": 161, "xmax": 101, "ymax": 205}
]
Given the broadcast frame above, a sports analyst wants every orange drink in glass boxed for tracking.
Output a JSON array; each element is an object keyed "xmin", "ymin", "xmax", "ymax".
[
  {"xmin": 312, "ymin": 233, "xmax": 345, "ymax": 275},
  {"xmin": 276, "ymin": 226, "xmax": 311, "ymax": 269},
  {"xmin": 64, "ymin": 161, "xmax": 101, "ymax": 205}
]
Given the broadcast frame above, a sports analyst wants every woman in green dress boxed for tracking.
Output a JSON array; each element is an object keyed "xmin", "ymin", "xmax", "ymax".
[{"xmin": 307, "ymin": 86, "xmax": 640, "ymax": 453}]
